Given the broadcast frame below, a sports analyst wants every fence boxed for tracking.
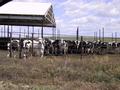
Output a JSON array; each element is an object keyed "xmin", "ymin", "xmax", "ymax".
[{"xmin": 0, "ymin": 27, "xmax": 120, "ymax": 59}]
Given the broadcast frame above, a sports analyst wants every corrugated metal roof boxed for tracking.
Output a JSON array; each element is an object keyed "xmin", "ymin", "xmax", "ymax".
[
  {"xmin": 0, "ymin": 2, "xmax": 51, "ymax": 16},
  {"xmin": 0, "ymin": 2, "xmax": 56, "ymax": 27}
]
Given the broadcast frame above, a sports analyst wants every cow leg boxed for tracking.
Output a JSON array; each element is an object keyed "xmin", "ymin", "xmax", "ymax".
[
  {"xmin": 13, "ymin": 50, "xmax": 16, "ymax": 58},
  {"xmin": 7, "ymin": 51, "xmax": 10, "ymax": 57}
]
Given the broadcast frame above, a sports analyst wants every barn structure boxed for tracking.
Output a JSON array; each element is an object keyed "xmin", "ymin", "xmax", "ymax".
[{"xmin": 0, "ymin": 1, "xmax": 56, "ymax": 50}]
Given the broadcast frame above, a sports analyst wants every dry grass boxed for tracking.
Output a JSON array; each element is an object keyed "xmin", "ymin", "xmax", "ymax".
[{"xmin": 0, "ymin": 50, "xmax": 120, "ymax": 90}]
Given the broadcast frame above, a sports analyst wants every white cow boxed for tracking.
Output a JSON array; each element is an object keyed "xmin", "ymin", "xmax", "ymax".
[
  {"xmin": 23, "ymin": 38, "xmax": 45, "ymax": 58},
  {"xmin": 23, "ymin": 39, "xmax": 32, "ymax": 58}
]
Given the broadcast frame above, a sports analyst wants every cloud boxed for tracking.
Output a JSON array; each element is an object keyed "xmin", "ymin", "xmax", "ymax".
[
  {"xmin": 57, "ymin": 0, "xmax": 120, "ymax": 35},
  {"xmin": 11, "ymin": 0, "xmax": 120, "ymax": 36}
]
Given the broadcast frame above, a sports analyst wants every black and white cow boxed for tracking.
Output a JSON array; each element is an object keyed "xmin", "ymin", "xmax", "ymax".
[
  {"xmin": 52, "ymin": 39, "xmax": 68, "ymax": 55},
  {"xmin": 85, "ymin": 41, "xmax": 94, "ymax": 54},
  {"xmin": 7, "ymin": 39, "xmax": 20, "ymax": 58},
  {"xmin": 67, "ymin": 40, "xmax": 78, "ymax": 54},
  {"xmin": 23, "ymin": 38, "xmax": 45, "ymax": 58},
  {"xmin": 78, "ymin": 40, "xmax": 86, "ymax": 54},
  {"xmin": 44, "ymin": 38, "xmax": 54, "ymax": 55}
]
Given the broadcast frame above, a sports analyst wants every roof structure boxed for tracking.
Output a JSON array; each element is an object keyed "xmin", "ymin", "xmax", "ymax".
[
  {"xmin": 0, "ymin": 0, "xmax": 12, "ymax": 6},
  {"xmin": 0, "ymin": 2, "xmax": 56, "ymax": 27}
]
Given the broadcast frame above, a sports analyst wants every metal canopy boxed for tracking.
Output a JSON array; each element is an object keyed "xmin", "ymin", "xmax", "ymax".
[{"xmin": 0, "ymin": 2, "xmax": 56, "ymax": 27}]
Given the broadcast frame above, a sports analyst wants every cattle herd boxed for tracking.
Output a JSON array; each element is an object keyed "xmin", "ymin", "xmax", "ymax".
[{"xmin": 7, "ymin": 37, "xmax": 120, "ymax": 58}]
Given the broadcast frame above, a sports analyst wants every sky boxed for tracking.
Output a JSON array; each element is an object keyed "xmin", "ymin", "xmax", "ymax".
[{"xmin": 1, "ymin": 0, "xmax": 120, "ymax": 37}]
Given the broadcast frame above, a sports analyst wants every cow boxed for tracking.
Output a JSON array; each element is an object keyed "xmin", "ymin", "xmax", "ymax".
[
  {"xmin": 100, "ymin": 42, "xmax": 108, "ymax": 54},
  {"xmin": 67, "ymin": 40, "xmax": 77, "ymax": 54},
  {"xmin": 85, "ymin": 41, "xmax": 94, "ymax": 54},
  {"xmin": 61, "ymin": 39, "xmax": 68, "ymax": 55},
  {"xmin": 107, "ymin": 41, "xmax": 120, "ymax": 54},
  {"xmin": 52, "ymin": 39, "xmax": 62, "ymax": 55},
  {"xmin": 52, "ymin": 39, "xmax": 68, "ymax": 55},
  {"xmin": 23, "ymin": 38, "xmax": 45, "ymax": 58},
  {"xmin": 93, "ymin": 40, "xmax": 102, "ymax": 54},
  {"xmin": 44, "ymin": 38, "xmax": 54, "ymax": 55},
  {"xmin": 7, "ymin": 39, "xmax": 20, "ymax": 58},
  {"xmin": 22, "ymin": 39, "xmax": 32, "ymax": 58},
  {"xmin": 78, "ymin": 40, "xmax": 86, "ymax": 54}
]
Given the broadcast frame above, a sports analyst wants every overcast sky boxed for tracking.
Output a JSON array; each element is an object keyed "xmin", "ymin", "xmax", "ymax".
[{"xmin": 4, "ymin": 0, "xmax": 120, "ymax": 37}]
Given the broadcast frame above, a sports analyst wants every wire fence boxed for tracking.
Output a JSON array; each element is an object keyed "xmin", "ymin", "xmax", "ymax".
[{"xmin": 0, "ymin": 29, "xmax": 120, "ymax": 59}]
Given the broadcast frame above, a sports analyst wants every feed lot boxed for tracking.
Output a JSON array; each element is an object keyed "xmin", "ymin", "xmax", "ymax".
[{"xmin": 0, "ymin": 50, "xmax": 120, "ymax": 90}]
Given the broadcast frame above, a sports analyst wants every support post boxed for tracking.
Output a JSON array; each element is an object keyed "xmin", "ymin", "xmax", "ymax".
[
  {"xmin": 80, "ymin": 36, "xmax": 83, "ymax": 59},
  {"xmin": 32, "ymin": 33, "xmax": 34, "ymax": 56},
  {"xmin": 41, "ymin": 20, "xmax": 43, "ymax": 38},
  {"xmin": 7, "ymin": 25, "xmax": 9, "ymax": 38},
  {"xmin": 19, "ymin": 34, "xmax": 22, "ymax": 59},
  {"xmin": 57, "ymin": 29, "xmax": 60, "ymax": 39},
  {"xmin": 96, "ymin": 32, "xmax": 98, "ymax": 41},
  {"xmin": 32, "ymin": 26, "xmax": 34, "ymax": 34},
  {"xmin": 52, "ymin": 27, "xmax": 55, "ymax": 40},
  {"xmin": 76, "ymin": 27, "xmax": 79, "ymax": 44},
  {"xmin": 1, "ymin": 27, "xmax": 3, "ymax": 37},
  {"xmin": 115, "ymin": 32, "xmax": 117, "ymax": 42},
  {"xmin": 94, "ymin": 32, "xmax": 95, "ymax": 41},
  {"xmin": 11, "ymin": 26, "xmax": 13, "ymax": 35},
  {"xmin": 10, "ymin": 32, "xmax": 12, "ymax": 58},
  {"xmin": 38, "ymin": 29, "xmax": 40, "ymax": 38},
  {"xmin": 99, "ymin": 29, "xmax": 101, "ymax": 41},
  {"xmin": 112, "ymin": 33, "xmax": 113, "ymax": 42},
  {"xmin": 4, "ymin": 25, "xmax": 5, "ymax": 37},
  {"xmin": 24, "ymin": 29, "xmax": 25, "ymax": 38},
  {"xmin": 102, "ymin": 27, "xmax": 104, "ymax": 42},
  {"xmin": 28, "ymin": 26, "xmax": 29, "ymax": 38}
]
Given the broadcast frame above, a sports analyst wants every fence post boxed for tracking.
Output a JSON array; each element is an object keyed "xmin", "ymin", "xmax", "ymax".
[
  {"xmin": 99, "ymin": 29, "xmax": 101, "ymax": 41},
  {"xmin": 52, "ymin": 27, "xmax": 55, "ymax": 40},
  {"xmin": 4, "ymin": 25, "xmax": 5, "ymax": 37},
  {"xmin": 32, "ymin": 33, "xmax": 34, "ymax": 56},
  {"xmin": 10, "ymin": 32, "xmax": 12, "ymax": 58},
  {"xmin": 80, "ymin": 36, "xmax": 83, "ymax": 59},
  {"xmin": 115, "ymin": 32, "xmax": 117, "ymax": 42},
  {"xmin": 41, "ymin": 20, "xmax": 44, "ymax": 38},
  {"xmin": 7, "ymin": 25, "xmax": 9, "ymax": 38},
  {"xmin": 112, "ymin": 33, "xmax": 113, "ymax": 42},
  {"xmin": 76, "ymin": 27, "xmax": 79, "ymax": 44},
  {"xmin": 1, "ymin": 27, "xmax": 2, "ymax": 37},
  {"xmin": 19, "ymin": 34, "xmax": 22, "ymax": 59},
  {"xmin": 102, "ymin": 28, "xmax": 104, "ymax": 42},
  {"xmin": 38, "ymin": 29, "xmax": 40, "ymax": 38},
  {"xmin": 28, "ymin": 26, "xmax": 29, "ymax": 38}
]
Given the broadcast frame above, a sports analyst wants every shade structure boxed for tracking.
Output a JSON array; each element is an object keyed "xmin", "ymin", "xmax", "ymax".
[{"xmin": 0, "ymin": 2, "xmax": 56, "ymax": 27}]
